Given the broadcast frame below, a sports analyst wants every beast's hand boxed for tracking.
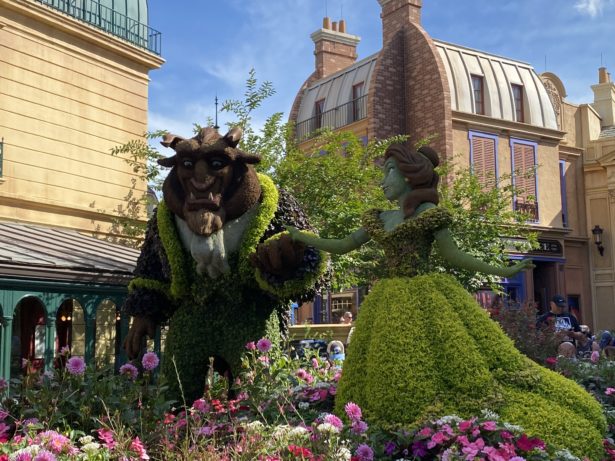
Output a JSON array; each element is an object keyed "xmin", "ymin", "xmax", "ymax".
[
  {"xmin": 123, "ymin": 316, "xmax": 156, "ymax": 360},
  {"xmin": 251, "ymin": 233, "xmax": 306, "ymax": 279}
]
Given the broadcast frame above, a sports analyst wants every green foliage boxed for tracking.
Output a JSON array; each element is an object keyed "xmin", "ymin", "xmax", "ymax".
[
  {"xmin": 335, "ymin": 273, "xmax": 605, "ymax": 459},
  {"xmin": 275, "ymin": 130, "xmax": 407, "ymax": 290},
  {"xmin": 434, "ymin": 157, "xmax": 538, "ymax": 292}
]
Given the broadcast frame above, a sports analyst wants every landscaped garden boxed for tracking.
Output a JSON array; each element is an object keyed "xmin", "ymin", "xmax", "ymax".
[{"xmin": 2, "ymin": 334, "xmax": 615, "ymax": 460}]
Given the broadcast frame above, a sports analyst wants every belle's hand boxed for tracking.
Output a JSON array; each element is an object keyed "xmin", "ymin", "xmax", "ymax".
[
  {"xmin": 285, "ymin": 225, "xmax": 303, "ymax": 241},
  {"xmin": 501, "ymin": 259, "xmax": 535, "ymax": 278}
]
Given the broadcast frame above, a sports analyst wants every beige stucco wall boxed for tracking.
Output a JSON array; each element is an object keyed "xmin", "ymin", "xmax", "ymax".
[{"xmin": 0, "ymin": 0, "xmax": 163, "ymax": 236}]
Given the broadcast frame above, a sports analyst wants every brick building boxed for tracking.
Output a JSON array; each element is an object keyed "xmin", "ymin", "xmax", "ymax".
[{"xmin": 289, "ymin": 0, "xmax": 614, "ymax": 330}]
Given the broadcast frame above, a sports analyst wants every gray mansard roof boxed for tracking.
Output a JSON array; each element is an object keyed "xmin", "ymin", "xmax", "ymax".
[{"xmin": 295, "ymin": 39, "xmax": 558, "ymax": 130}]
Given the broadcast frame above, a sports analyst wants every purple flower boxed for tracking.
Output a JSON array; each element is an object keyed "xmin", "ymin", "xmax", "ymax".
[
  {"xmin": 344, "ymin": 401, "xmax": 362, "ymax": 421},
  {"xmin": 351, "ymin": 420, "xmax": 368, "ymax": 434},
  {"xmin": 66, "ymin": 356, "xmax": 86, "ymax": 375},
  {"xmin": 245, "ymin": 341, "xmax": 256, "ymax": 350},
  {"xmin": 142, "ymin": 352, "xmax": 159, "ymax": 371},
  {"xmin": 384, "ymin": 441, "xmax": 397, "ymax": 456},
  {"xmin": 412, "ymin": 441, "xmax": 428, "ymax": 458},
  {"xmin": 14, "ymin": 454, "xmax": 33, "ymax": 461},
  {"xmin": 355, "ymin": 444, "xmax": 374, "ymax": 461},
  {"xmin": 33, "ymin": 450, "xmax": 57, "ymax": 461},
  {"xmin": 59, "ymin": 346, "xmax": 70, "ymax": 356},
  {"xmin": 256, "ymin": 338, "xmax": 272, "ymax": 353},
  {"xmin": 119, "ymin": 363, "xmax": 139, "ymax": 381},
  {"xmin": 323, "ymin": 413, "xmax": 343, "ymax": 429}
]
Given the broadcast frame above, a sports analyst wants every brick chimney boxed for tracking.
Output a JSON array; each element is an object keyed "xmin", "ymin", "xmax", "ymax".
[
  {"xmin": 378, "ymin": 0, "xmax": 422, "ymax": 44},
  {"xmin": 311, "ymin": 17, "xmax": 360, "ymax": 79},
  {"xmin": 592, "ymin": 66, "xmax": 615, "ymax": 127}
]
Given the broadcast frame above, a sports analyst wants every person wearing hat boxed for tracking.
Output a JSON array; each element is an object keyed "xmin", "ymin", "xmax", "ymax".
[{"xmin": 536, "ymin": 294, "xmax": 583, "ymax": 357}]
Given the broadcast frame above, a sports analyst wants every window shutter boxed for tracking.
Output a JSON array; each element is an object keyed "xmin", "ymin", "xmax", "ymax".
[
  {"xmin": 472, "ymin": 136, "xmax": 496, "ymax": 187},
  {"xmin": 513, "ymin": 142, "xmax": 538, "ymax": 220}
]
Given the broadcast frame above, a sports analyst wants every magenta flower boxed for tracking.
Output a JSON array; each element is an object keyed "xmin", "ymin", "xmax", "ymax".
[
  {"xmin": 606, "ymin": 387, "xmax": 615, "ymax": 395},
  {"xmin": 141, "ymin": 352, "xmax": 159, "ymax": 371},
  {"xmin": 33, "ymin": 450, "xmax": 57, "ymax": 461},
  {"xmin": 481, "ymin": 420, "xmax": 497, "ymax": 431},
  {"xmin": 14, "ymin": 454, "xmax": 33, "ymax": 461},
  {"xmin": 323, "ymin": 413, "xmax": 343, "ymax": 429},
  {"xmin": 119, "ymin": 363, "xmax": 139, "ymax": 381},
  {"xmin": 427, "ymin": 431, "xmax": 448, "ymax": 449},
  {"xmin": 355, "ymin": 444, "xmax": 374, "ymax": 461},
  {"xmin": 245, "ymin": 341, "xmax": 256, "ymax": 350},
  {"xmin": 192, "ymin": 398, "xmax": 211, "ymax": 413},
  {"xmin": 591, "ymin": 350, "xmax": 600, "ymax": 363},
  {"xmin": 344, "ymin": 401, "xmax": 362, "ymax": 421},
  {"xmin": 544, "ymin": 356, "xmax": 557, "ymax": 366},
  {"xmin": 130, "ymin": 436, "xmax": 149, "ymax": 460},
  {"xmin": 66, "ymin": 356, "xmax": 86, "ymax": 375},
  {"xmin": 97, "ymin": 428, "xmax": 116, "ymax": 450},
  {"xmin": 256, "ymin": 338, "xmax": 272, "ymax": 353},
  {"xmin": 311, "ymin": 357, "xmax": 320, "ymax": 369}
]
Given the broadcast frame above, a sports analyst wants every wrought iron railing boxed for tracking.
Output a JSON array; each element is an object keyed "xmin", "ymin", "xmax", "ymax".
[
  {"xmin": 295, "ymin": 95, "xmax": 367, "ymax": 142},
  {"xmin": 35, "ymin": 0, "xmax": 162, "ymax": 56},
  {"xmin": 514, "ymin": 199, "xmax": 539, "ymax": 222}
]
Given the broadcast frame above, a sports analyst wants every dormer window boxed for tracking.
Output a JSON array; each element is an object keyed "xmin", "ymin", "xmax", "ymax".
[
  {"xmin": 511, "ymin": 84, "xmax": 524, "ymax": 123},
  {"xmin": 314, "ymin": 99, "xmax": 325, "ymax": 129},
  {"xmin": 351, "ymin": 82, "xmax": 365, "ymax": 122},
  {"xmin": 471, "ymin": 75, "xmax": 485, "ymax": 115}
]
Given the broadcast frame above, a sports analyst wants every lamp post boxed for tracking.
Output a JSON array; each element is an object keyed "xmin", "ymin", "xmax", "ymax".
[{"xmin": 592, "ymin": 225, "xmax": 605, "ymax": 257}]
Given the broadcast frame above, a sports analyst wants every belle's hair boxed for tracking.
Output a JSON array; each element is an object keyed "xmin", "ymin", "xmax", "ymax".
[{"xmin": 384, "ymin": 143, "xmax": 440, "ymax": 217}]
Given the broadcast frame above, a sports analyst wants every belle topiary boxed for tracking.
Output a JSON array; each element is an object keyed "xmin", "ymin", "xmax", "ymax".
[{"xmin": 288, "ymin": 142, "xmax": 605, "ymax": 459}]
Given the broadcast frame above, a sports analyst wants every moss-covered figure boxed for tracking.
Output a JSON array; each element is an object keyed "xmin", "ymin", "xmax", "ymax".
[
  {"xmin": 123, "ymin": 127, "xmax": 327, "ymax": 403},
  {"xmin": 288, "ymin": 143, "xmax": 605, "ymax": 459}
]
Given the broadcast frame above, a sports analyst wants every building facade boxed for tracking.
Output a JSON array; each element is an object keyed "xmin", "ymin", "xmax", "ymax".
[
  {"xmin": 0, "ymin": 0, "xmax": 163, "ymax": 381},
  {"xmin": 289, "ymin": 0, "xmax": 612, "ymax": 330}
]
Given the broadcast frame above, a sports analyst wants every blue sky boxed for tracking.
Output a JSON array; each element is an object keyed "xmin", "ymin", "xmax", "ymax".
[{"xmin": 145, "ymin": 0, "xmax": 615, "ymax": 137}]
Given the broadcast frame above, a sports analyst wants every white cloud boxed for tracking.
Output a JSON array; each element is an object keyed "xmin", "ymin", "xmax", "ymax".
[{"xmin": 575, "ymin": 0, "xmax": 614, "ymax": 17}]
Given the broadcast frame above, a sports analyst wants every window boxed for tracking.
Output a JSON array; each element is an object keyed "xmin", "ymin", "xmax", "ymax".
[
  {"xmin": 511, "ymin": 139, "xmax": 538, "ymax": 222},
  {"xmin": 351, "ymin": 82, "xmax": 365, "ymax": 122},
  {"xmin": 469, "ymin": 131, "xmax": 498, "ymax": 188},
  {"xmin": 559, "ymin": 160, "xmax": 568, "ymax": 228},
  {"xmin": 511, "ymin": 84, "xmax": 524, "ymax": 123},
  {"xmin": 471, "ymin": 75, "xmax": 485, "ymax": 115},
  {"xmin": 331, "ymin": 295, "xmax": 353, "ymax": 323},
  {"xmin": 314, "ymin": 99, "xmax": 325, "ymax": 130}
]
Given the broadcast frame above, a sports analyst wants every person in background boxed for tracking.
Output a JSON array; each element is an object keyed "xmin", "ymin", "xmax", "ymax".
[
  {"xmin": 340, "ymin": 311, "xmax": 353, "ymax": 325},
  {"xmin": 536, "ymin": 294, "xmax": 584, "ymax": 358},
  {"xmin": 327, "ymin": 340, "xmax": 345, "ymax": 363}
]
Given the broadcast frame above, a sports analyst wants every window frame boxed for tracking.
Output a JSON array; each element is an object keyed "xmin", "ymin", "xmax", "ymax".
[
  {"xmin": 511, "ymin": 84, "xmax": 524, "ymax": 123},
  {"xmin": 468, "ymin": 130, "xmax": 499, "ymax": 188},
  {"xmin": 559, "ymin": 160, "xmax": 568, "ymax": 228},
  {"xmin": 471, "ymin": 75, "xmax": 485, "ymax": 115},
  {"xmin": 314, "ymin": 98, "xmax": 325, "ymax": 130},
  {"xmin": 351, "ymin": 82, "xmax": 365, "ymax": 122},
  {"xmin": 510, "ymin": 138, "xmax": 539, "ymax": 222}
]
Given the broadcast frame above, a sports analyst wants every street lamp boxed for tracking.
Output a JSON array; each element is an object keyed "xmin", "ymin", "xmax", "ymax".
[{"xmin": 592, "ymin": 225, "xmax": 605, "ymax": 256}]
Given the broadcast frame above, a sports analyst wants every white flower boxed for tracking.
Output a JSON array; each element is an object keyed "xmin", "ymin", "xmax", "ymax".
[
  {"xmin": 502, "ymin": 422, "xmax": 524, "ymax": 433},
  {"xmin": 272, "ymin": 424, "xmax": 291, "ymax": 440},
  {"xmin": 335, "ymin": 447, "xmax": 352, "ymax": 460},
  {"xmin": 436, "ymin": 414, "xmax": 462, "ymax": 425},
  {"xmin": 81, "ymin": 442, "xmax": 101, "ymax": 452},
  {"xmin": 10, "ymin": 445, "xmax": 39, "ymax": 460},
  {"xmin": 317, "ymin": 422, "xmax": 340, "ymax": 434},
  {"xmin": 298, "ymin": 402, "xmax": 310, "ymax": 410},
  {"xmin": 554, "ymin": 449, "xmax": 581, "ymax": 461},
  {"xmin": 246, "ymin": 420, "xmax": 264, "ymax": 432},
  {"xmin": 288, "ymin": 426, "xmax": 309, "ymax": 438},
  {"xmin": 480, "ymin": 409, "xmax": 500, "ymax": 420},
  {"xmin": 79, "ymin": 435, "xmax": 95, "ymax": 445}
]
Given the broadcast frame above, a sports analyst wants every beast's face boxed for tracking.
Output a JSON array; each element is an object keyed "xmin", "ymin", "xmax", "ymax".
[{"xmin": 159, "ymin": 127, "xmax": 262, "ymax": 236}]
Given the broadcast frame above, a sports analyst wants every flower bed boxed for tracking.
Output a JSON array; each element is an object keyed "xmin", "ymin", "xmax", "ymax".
[{"xmin": 0, "ymin": 340, "xmax": 608, "ymax": 460}]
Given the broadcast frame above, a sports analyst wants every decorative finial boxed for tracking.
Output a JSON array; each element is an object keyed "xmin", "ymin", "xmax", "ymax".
[{"xmin": 214, "ymin": 95, "xmax": 220, "ymax": 130}]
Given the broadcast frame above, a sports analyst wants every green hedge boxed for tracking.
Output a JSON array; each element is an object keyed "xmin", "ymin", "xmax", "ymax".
[{"xmin": 336, "ymin": 273, "xmax": 605, "ymax": 459}]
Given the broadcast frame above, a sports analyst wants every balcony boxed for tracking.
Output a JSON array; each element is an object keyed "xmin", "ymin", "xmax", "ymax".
[
  {"xmin": 514, "ymin": 199, "xmax": 539, "ymax": 222},
  {"xmin": 295, "ymin": 95, "xmax": 367, "ymax": 142},
  {"xmin": 35, "ymin": 0, "xmax": 162, "ymax": 56}
]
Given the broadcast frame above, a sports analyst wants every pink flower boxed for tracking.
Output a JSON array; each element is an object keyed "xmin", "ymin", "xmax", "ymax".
[
  {"xmin": 130, "ymin": 436, "xmax": 150, "ymax": 460},
  {"xmin": 192, "ymin": 398, "xmax": 210, "ymax": 413},
  {"xmin": 481, "ymin": 420, "xmax": 498, "ymax": 431},
  {"xmin": 33, "ymin": 450, "xmax": 56, "ymax": 461},
  {"xmin": 59, "ymin": 346, "xmax": 70, "ymax": 356},
  {"xmin": 545, "ymin": 356, "xmax": 557, "ymax": 366},
  {"xmin": 245, "ymin": 341, "xmax": 256, "ymax": 350},
  {"xmin": 256, "ymin": 338, "xmax": 272, "ymax": 353},
  {"xmin": 119, "ymin": 363, "xmax": 139, "ymax": 381},
  {"xmin": 323, "ymin": 413, "xmax": 343, "ymax": 429},
  {"xmin": 97, "ymin": 428, "xmax": 116, "ymax": 450},
  {"xmin": 344, "ymin": 402, "xmax": 362, "ymax": 421},
  {"xmin": 418, "ymin": 426, "xmax": 433, "ymax": 437},
  {"xmin": 427, "ymin": 431, "xmax": 448, "ymax": 449},
  {"xmin": 591, "ymin": 350, "xmax": 600, "ymax": 363},
  {"xmin": 516, "ymin": 434, "xmax": 545, "ymax": 452},
  {"xmin": 333, "ymin": 371, "xmax": 342, "ymax": 382},
  {"xmin": 606, "ymin": 387, "xmax": 615, "ymax": 396},
  {"xmin": 14, "ymin": 454, "xmax": 32, "ymax": 461},
  {"xmin": 141, "ymin": 352, "xmax": 159, "ymax": 371},
  {"xmin": 66, "ymin": 356, "xmax": 86, "ymax": 375},
  {"xmin": 458, "ymin": 418, "xmax": 475, "ymax": 432},
  {"xmin": 311, "ymin": 357, "xmax": 320, "ymax": 369},
  {"xmin": 258, "ymin": 355, "xmax": 270, "ymax": 366},
  {"xmin": 355, "ymin": 444, "xmax": 374, "ymax": 461}
]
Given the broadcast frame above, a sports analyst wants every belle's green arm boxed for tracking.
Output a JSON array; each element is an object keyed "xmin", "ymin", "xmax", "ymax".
[
  {"xmin": 435, "ymin": 228, "xmax": 534, "ymax": 278},
  {"xmin": 286, "ymin": 226, "xmax": 371, "ymax": 255}
]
